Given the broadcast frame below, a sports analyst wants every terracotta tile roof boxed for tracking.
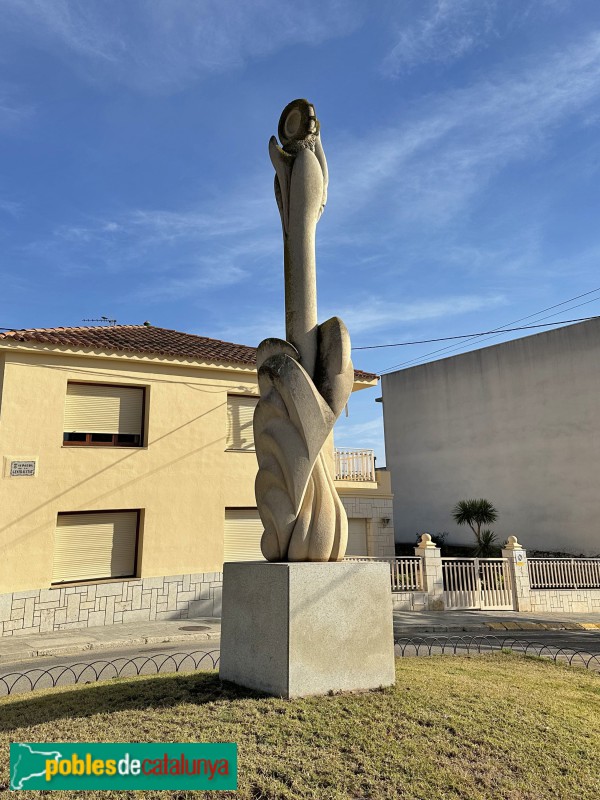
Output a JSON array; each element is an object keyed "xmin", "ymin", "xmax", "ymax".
[{"xmin": 0, "ymin": 325, "xmax": 378, "ymax": 382}]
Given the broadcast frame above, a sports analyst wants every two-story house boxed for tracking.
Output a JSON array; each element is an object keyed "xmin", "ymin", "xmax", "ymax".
[{"xmin": 0, "ymin": 324, "xmax": 393, "ymax": 637}]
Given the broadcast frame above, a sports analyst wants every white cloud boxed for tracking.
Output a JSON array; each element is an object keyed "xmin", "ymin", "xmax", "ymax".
[
  {"xmin": 0, "ymin": 198, "xmax": 23, "ymax": 217},
  {"xmin": 325, "ymin": 294, "xmax": 506, "ymax": 337},
  {"xmin": 382, "ymin": 0, "xmax": 498, "ymax": 76},
  {"xmin": 329, "ymin": 30, "xmax": 600, "ymax": 227},
  {"xmin": 381, "ymin": 0, "xmax": 567, "ymax": 76},
  {"xmin": 51, "ymin": 171, "xmax": 276, "ymax": 250},
  {"xmin": 2, "ymin": 0, "xmax": 363, "ymax": 92},
  {"xmin": 203, "ymin": 310, "xmax": 285, "ymax": 348},
  {"xmin": 334, "ymin": 416, "xmax": 385, "ymax": 459},
  {"xmin": 22, "ymin": 170, "xmax": 282, "ymax": 304},
  {"xmin": 0, "ymin": 84, "xmax": 33, "ymax": 131},
  {"xmin": 138, "ymin": 263, "xmax": 249, "ymax": 302},
  {"xmin": 127, "ymin": 198, "xmax": 275, "ymax": 243},
  {"xmin": 3, "ymin": 0, "xmax": 124, "ymax": 62},
  {"xmin": 208, "ymin": 292, "xmax": 506, "ymax": 349}
]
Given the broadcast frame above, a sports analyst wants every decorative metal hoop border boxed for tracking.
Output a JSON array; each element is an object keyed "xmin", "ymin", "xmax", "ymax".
[
  {"xmin": 394, "ymin": 635, "xmax": 600, "ymax": 671},
  {"xmin": 1, "ymin": 637, "xmax": 598, "ymax": 697},
  {"xmin": 0, "ymin": 650, "xmax": 220, "ymax": 697}
]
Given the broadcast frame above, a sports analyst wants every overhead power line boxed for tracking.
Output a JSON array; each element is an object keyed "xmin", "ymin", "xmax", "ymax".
[
  {"xmin": 352, "ymin": 315, "xmax": 600, "ymax": 350},
  {"xmin": 378, "ymin": 286, "xmax": 600, "ymax": 374}
]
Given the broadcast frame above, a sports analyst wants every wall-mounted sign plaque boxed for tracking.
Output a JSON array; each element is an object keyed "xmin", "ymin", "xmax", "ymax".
[{"xmin": 9, "ymin": 460, "xmax": 37, "ymax": 477}]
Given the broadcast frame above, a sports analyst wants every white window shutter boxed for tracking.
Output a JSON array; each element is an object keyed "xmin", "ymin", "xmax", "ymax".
[
  {"xmin": 64, "ymin": 383, "xmax": 143, "ymax": 435},
  {"xmin": 53, "ymin": 511, "xmax": 138, "ymax": 583},
  {"xmin": 224, "ymin": 509, "xmax": 264, "ymax": 562}
]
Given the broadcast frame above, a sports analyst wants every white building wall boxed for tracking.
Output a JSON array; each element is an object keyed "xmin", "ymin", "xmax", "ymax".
[{"xmin": 382, "ymin": 318, "xmax": 600, "ymax": 556}]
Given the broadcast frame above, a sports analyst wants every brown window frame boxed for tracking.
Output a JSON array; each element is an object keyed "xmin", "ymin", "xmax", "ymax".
[
  {"xmin": 62, "ymin": 381, "xmax": 146, "ymax": 449},
  {"xmin": 63, "ymin": 433, "xmax": 142, "ymax": 447}
]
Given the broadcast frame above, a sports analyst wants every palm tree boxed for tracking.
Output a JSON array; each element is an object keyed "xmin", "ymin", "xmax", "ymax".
[{"xmin": 452, "ymin": 499, "xmax": 499, "ymax": 556}]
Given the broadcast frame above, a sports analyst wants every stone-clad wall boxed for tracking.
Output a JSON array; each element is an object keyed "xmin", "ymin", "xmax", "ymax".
[
  {"xmin": 340, "ymin": 495, "xmax": 395, "ymax": 558},
  {"xmin": 0, "ymin": 572, "xmax": 223, "ymax": 637},
  {"xmin": 529, "ymin": 589, "xmax": 600, "ymax": 614}
]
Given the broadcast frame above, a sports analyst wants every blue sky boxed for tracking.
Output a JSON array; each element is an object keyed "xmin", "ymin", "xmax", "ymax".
[{"xmin": 2, "ymin": 1, "xmax": 600, "ymax": 464}]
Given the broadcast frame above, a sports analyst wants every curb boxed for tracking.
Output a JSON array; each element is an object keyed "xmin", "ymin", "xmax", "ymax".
[
  {"xmin": 393, "ymin": 622, "xmax": 600, "ymax": 634},
  {"xmin": 0, "ymin": 632, "xmax": 221, "ymax": 666},
  {"xmin": 2, "ymin": 622, "xmax": 599, "ymax": 666},
  {"xmin": 487, "ymin": 622, "xmax": 600, "ymax": 631}
]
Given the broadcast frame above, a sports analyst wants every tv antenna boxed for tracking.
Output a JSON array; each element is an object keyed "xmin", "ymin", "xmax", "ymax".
[{"xmin": 82, "ymin": 316, "xmax": 118, "ymax": 326}]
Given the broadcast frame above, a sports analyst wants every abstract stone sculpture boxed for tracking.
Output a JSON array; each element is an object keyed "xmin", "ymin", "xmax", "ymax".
[{"xmin": 254, "ymin": 99, "xmax": 354, "ymax": 562}]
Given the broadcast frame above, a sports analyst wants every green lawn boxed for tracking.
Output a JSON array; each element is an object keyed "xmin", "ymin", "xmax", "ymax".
[{"xmin": 1, "ymin": 653, "xmax": 599, "ymax": 799}]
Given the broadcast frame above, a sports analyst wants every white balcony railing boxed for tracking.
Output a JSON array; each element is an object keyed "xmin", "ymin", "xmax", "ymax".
[{"xmin": 335, "ymin": 448, "xmax": 376, "ymax": 482}]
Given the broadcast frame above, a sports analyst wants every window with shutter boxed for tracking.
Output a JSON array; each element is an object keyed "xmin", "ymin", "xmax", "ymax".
[
  {"xmin": 226, "ymin": 395, "xmax": 258, "ymax": 451},
  {"xmin": 53, "ymin": 510, "xmax": 139, "ymax": 584},
  {"xmin": 224, "ymin": 509, "xmax": 265, "ymax": 562},
  {"xmin": 63, "ymin": 383, "xmax": 145, "ymax": 447}
]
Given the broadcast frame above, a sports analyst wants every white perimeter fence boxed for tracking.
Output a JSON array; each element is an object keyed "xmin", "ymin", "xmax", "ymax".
[
  {"xmin": 347, "ymin": 550, "xmax": 600, "ymax": 612},
  {"xmin": 344, "ymin": 556, "xmax": 422, "ymax": 592},
  {"xmin": 528, "ymin": 558, "xmax": 600, "ymax": 589}
]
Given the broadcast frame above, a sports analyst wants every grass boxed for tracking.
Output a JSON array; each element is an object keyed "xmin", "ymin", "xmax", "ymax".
[{"xmin": 0, "ymin": 653, "xmax": 599, "ymax": 799}]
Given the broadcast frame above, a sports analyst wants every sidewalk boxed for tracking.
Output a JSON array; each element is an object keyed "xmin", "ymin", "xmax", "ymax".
[
  {"xmin": 1, "ymin": 610, "xmax": 599, "ymax": 665},
  {"xmin": 0, "ymin": 618, "xmax": 221, "ymax": 664},
  {"xmin": 393, "ymin": 609, "xmax": 600, "ymax": 634}
]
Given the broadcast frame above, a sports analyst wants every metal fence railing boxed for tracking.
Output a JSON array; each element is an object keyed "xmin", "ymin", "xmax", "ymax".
[
  {"xmin": 528, "ymin": 558, "xmax": 600, "ymax": 589},
  {"xmin": 394, "ymin": 636, "xmax": 600, "ymax": 672},
  {"xmin": 0, "ymin": 650, "xmax": 220, "ymax": 697},
  {"xmin": 2, "ymin": 637, "xmax": 599, "ymax": 696},
  {"xmin": 344, "ymin": 556, "xmax": 422, "ymax": 592}
]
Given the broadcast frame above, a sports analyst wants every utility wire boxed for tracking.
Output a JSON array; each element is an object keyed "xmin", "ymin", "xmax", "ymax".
[
  {"xmin": 352, "ymin": 315, "xmax": 600, "ymax": 350},
  {"xmin": 393, "ymin": 286, "xmax": 600, "ymax": 357},
  {"xmin": 385, "ymin": 295, "xmax": 600, "ymax": 372},
  {"xmin": 380, "ymin": 296, "xmax": 600, "ymax": 373},
  {"xmin": 378, "ymin": 287, "xmax": 600, "ymax": 374}
]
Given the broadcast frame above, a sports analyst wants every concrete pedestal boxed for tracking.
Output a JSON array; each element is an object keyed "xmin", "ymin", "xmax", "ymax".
[{"xmin": 219, "ymin": 561, "xmax": 396, "ymax": 698}]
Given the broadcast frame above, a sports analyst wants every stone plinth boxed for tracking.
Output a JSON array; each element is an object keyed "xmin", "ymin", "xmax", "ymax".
[{"xmin": 219, "ymin": 561, "xmax": 396, "ymax": 698}]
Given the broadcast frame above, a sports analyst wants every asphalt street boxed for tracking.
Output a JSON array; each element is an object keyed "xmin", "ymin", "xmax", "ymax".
[
  {"xmin": 0, "ymin": 640, "xmax": 221, "ymax": 696},
  {"xmin": 1, "ymin": 630, "xmax": 598, "ymax": 696},
  {"xmin": 393, "ymin": 628, "xmax": 600, "ymax": 653}
]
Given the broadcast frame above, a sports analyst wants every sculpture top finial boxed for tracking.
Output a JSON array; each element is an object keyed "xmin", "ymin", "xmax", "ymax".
[{"xmin": 278, "ymin": 99, "xmax": 319, "ymax": 151}]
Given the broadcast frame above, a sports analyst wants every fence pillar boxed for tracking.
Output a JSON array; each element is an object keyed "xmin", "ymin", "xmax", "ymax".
[
  {"xmin": 415, "ymin": 534, "xmax": 444, "ymax": 611},
  {"xmin": 502, "ymin": 536, "xmax": 531, "ymax": 612}
]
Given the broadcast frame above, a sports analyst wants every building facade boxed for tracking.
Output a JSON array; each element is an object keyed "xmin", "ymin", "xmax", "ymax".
[
  {"xmin": 382, "ymin": 318, "xmax": 600, "ymax": 556},
  {"xmin": 0, "ymin": 325, "xmax": 392, "ymax": 637}
]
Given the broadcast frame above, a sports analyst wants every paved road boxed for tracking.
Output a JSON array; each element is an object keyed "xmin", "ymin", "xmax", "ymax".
[
  {"xmin": 394, "ymin": 628, "xmax": 600, "ymax": 653},
  {"xmin": 0, "ymin": 640, "xmax": 220, "ymax": 696},
  {"xmin": 395, "ymin": 630, "xmax": 600, "ymax": 659},
  {"xmin": 1, "ymin": 630, "xmax": 598, "ymax": 696}
]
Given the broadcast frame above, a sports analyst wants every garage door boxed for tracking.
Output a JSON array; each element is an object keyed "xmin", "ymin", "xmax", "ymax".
[
  {"xmin": 224, "ymin": 509, "xmax": 265, "ymax": 562},
  {"xmin": 346, "ymin": 518, "xmax": 369, "ymax": 556}
]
